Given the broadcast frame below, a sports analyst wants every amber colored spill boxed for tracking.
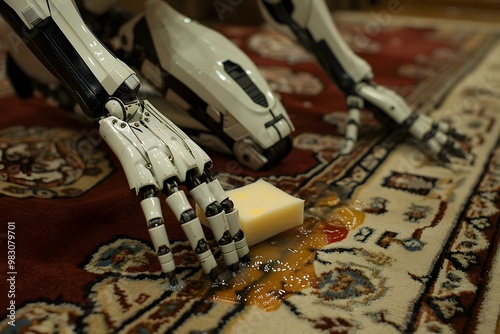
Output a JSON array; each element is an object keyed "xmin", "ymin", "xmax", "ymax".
[
  {"xmin": 185, "ymin": 200, "xmax": 364, "ymax": 312},
  {"xmin": 327, "ymin": 206, "xmax": 365, "ymax": 230}
]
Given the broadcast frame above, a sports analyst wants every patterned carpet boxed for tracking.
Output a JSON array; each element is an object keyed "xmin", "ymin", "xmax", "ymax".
[{"xmin": 1, "ymin": 13, "xmax": 499, "ymax": 334}]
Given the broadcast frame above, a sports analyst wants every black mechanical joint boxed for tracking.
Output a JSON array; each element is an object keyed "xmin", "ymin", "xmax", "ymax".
[
  {"xmin": 195, "ymin": 239, "xmax": 209, "ymax": 254},
  {"xmin": 157, "ymin": 245, "xmax": 171, "ymax": 256},
  {"xmin": 205, "ymin": 202, "xmax": 222, "ymax": 218},
  {"xmin": 180, "ymin": 209, "xmax": 197, "ymax": 224},
  {"xmin": 148, "ymin": 218, "xmax": 163, "ymax": 229}
]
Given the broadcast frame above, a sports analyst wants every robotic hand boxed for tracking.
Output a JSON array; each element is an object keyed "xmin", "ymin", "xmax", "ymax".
[
  {"xmin": 100, "ymin": 99, "xmax": 251, "ymax": 283},
  {"xmin": 258, "ymin": 0, "xmax": 467, "ymax": 162},
  {"xmin": 0, "ymin": 0, "xmax": 249, "ymax": 284}
]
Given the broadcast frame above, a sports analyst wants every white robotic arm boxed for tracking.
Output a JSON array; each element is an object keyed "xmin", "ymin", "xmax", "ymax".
[
  {"xmin": 0, "ymin": 0, "xmax": 250, "ymax": 284},
  {"xmin": 1, "ymin": 0, "xmax": 138, "ymax": 118},
  {"xmin": 80, "ymin": 0, "xmax": 118, "ymax": 15},
  {"xmin": 259, "ymin": 0, "xmax": 467, "ymax": 162}
]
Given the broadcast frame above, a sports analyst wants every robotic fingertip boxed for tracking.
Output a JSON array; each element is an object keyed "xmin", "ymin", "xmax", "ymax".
[
  {"xmin": 341, "ymin": 140, "xmax": 355, "ymax": 155},
  {"xmin": 209, "ymin": 268, "xmax": 221, "ymax": 283},
  {"xmin": 450, "ymin": 147, "xmax": 467, "ymax": 159},
  {"xmin": 228, "ymin": 263, "xmax": 240, "ymax": 272},
  {"xmin": 239, "ymin": 253, "xmax": 252, "ymax": 264},
  {"xmin": 437, "ymin": 146, "xmax": 471, "ymax": 165},
  {"xmin": 443, "ymin": 140, "xmax": 468, "ymax": 160},
  {"xmin": 448, "ymin": 128, "xmax": 468, "ymax": 142},
  {"xmin": 165, "ymin": 271, "xmax": 179, "ymax": 287},
  {"xmin": 437, "ymin": 152, "xmax": 452, "ymax": 164}
]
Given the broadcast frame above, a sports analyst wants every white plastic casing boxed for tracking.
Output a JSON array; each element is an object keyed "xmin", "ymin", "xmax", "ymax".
[
  {"xmin": 259, "ymin": 0, "xmax": 373, "ymax": 83},
  {"xmin": 5, "ymin": 0, "xmax": 137, "ymax": 96},
  {"xmin": 119, "ymin": 0, "xmax": 294, "ymax": 151}
]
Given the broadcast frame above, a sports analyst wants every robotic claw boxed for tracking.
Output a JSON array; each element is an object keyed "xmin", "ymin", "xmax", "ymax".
[
  {"xmin": 258, "ymin": 0, "xmax": 466, "ymax": 160},
  {"xmin": 0, "ymin": 0, "xmax": 466, "ymax": 284}
]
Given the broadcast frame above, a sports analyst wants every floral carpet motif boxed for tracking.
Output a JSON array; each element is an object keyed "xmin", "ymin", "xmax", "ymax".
[
  {"xmin": 1, "ymin": 13, "xmax": 499, "ymax": 334},
  {"xmin": 0, "ymin": 126, "xmax": 112, "ymax": 198}
]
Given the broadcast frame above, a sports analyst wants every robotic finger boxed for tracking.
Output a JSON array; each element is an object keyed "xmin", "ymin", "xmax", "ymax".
[
  {"xmin": 140, "ymin": 189, "xmax": 178, "ymax": 285},
  {"xmin": 356, "ymin": 83, "xmax": 468, "ymax": 162},
  {"xmin": 341, "ymin": 95, "xmax": 363, "ymax": 155},
  {"xmin": 405, "ymin": 113, "xmax": 468, "ymax": 163},
  {"xmin": 163, "ymin": 180, "xmax": 219, "ymax": 282},
  {"xmin": 201, "ymin": 170, "xmax": 251, "ymax": 262},
  {"xmin": 187, "ymin": 171, "xmax": 240, "ymax": 272}
]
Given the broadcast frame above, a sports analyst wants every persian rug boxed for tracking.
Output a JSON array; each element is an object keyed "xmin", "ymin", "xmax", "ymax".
[{"xmin": 1, "ymin": 12, "xmax": 499, "ymax": 334}]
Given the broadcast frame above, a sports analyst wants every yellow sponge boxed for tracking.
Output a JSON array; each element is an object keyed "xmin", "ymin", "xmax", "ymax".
[{"xmin": 198, "ymin": 179, "xmax": 304, "ymax": 246}]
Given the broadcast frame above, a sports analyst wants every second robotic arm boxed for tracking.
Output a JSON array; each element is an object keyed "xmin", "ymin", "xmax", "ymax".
[{"xmin": 259, "ymin": 0, "xmax": 466, "ymax": 162}]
